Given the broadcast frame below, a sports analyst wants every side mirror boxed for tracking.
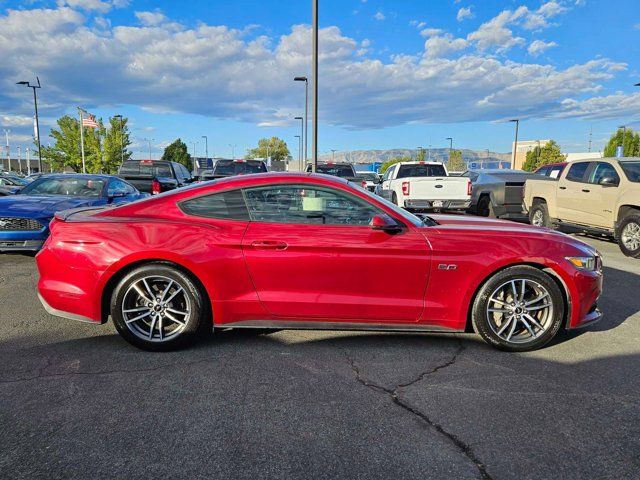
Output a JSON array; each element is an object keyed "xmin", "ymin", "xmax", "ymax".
[
  {"xmin": 599, "ymin": 177, "xmax": 619, "ymax": 187},
  {"xmin": 370, "ymin": 214, "xmax": 402, "ymax": 233}
]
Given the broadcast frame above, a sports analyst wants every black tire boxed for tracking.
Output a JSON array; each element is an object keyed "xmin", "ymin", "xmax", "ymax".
[
  {"xmin": 477, "ymin": 195, "xmax": 495, "ymax": 218},
  {"xmin": 617, "ymin": 214, "xmax": 640, "ymax": 258},
  {"xmin": 529, "ymin": 202, "xmax": 552, "ymax": 228},
  {"xmin": 111, "ymin": 263, "xmax": 207, "ymax": 351},
  {"xmin": 391, "ymin": 192, "xmax": 400, "ymax": 207},
  {"xmin": 471, "ymin": 266, "xmax": 565, "ymax": 352}
]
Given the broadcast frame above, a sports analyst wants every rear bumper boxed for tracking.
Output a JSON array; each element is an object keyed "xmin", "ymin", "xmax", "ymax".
[
  {"xmin": 404, "ymin": 199, "xmax": 471, "ymax": 211},
  {"xmin": 38, "ymin": 292, "xmax": 98, "ymax": 324}
]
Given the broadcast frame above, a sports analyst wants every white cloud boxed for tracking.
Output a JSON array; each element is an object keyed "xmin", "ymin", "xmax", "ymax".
[
  {"xmin": 0, "ymin": 5, "xmax": 630, "ymax": 133},
  {"xmin": 1, "ymin": 115, "xmax": 33, "ymax": 127},
  {"xmin": 528, "ymin": 39, "xmax": 558, "ymax": 56},
  {"xmin": 420, "ymin": 28, "xmax": 443, "ymax": 38},
  {"xmin": 456, "ymin": 7, "xmax": 474, "ymax": 22},
  {"xmin": 467, "ymin": 10, "xmax": 525, "ymax": 52},
  {"xmin": 134, "ymin": 10, "xmax": 169, "ymax": 27},
  {"xmin": 56, "ymin": 0, "xmax": 127, "ymax": 14},
  {"xmin": 424, "ymin": 34, "xmax": 468, "ymax": 58},
  {"xmin": 410, "ymin": 20, "xmax": 427, "ymax": 29},
  {"xmin": 554, "ymin": 92, "xmax": 640, "ymax": 120},
  {"xmin": 373, "ymin": 11, "xmax": 385, "ymax": 21}
]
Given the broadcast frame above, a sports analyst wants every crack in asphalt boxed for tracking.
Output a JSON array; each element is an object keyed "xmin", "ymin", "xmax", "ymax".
[{"xmin": 346, "ymin": 339, "xmax": 493, "ymax": 480}]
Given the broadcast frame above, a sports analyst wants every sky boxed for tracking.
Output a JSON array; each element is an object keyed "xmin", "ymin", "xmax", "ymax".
[{"xmin": 1, "ymin": 0, "xmax": 639, "ymax": 160}]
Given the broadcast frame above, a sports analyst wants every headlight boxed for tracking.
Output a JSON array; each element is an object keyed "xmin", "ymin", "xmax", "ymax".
[{"xmin": 565, "ymin": 256, "xmax": 597, "ymax": 271}]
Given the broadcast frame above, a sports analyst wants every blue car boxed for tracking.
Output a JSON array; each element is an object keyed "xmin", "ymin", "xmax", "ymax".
[
  {"xmin": 0, "ymin": 175, "xmax": 28, "ymax": 196},
  {"xmin": 0, "ymin": 174, "xmax": 147, "ymax": 252}
]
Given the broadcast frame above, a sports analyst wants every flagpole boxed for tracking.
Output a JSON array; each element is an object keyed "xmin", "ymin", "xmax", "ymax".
[{"xmin": 78, "ymin": 107, "xmax": 86, "ymax": 174}]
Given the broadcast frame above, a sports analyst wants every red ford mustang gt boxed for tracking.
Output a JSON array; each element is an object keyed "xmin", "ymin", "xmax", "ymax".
[{"xmin": 36, "ymin": 173, "xmax": 603, "ymax": 352}]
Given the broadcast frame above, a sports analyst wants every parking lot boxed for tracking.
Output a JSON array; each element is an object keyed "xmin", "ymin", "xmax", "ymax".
[{"xmin": 0, "ymin": 234, "xmax": 638, "ymax": 480}]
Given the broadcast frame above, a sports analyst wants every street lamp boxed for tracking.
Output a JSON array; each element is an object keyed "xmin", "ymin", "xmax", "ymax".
[
  {"xmin": 509, "ymin": 119, "xmax": 519, "ymax": 169},
  {"xmin": 618, "ymin": 125, "xmax": 626, "ymax": 157},
  {"xmin": 294, "ymin": 76, "xmax": 308, "ymax": 167},
  {"xmin": 294, "ymin": 116, "xmax": 303, "ymax": 168},
  {"xmin": 16, "ymin": 77, "xmax": 43, "ymax": 172},
  {"xmin": 311, "ymin": 0, "xmax": 319, "ymax": 173},
  {"xmin": 295, "ymin": 135, "xmax": 302, "ymax": 171},
  {"xmin": 113, "ymin": 115, "xmax": 124, "ymax": 165}
]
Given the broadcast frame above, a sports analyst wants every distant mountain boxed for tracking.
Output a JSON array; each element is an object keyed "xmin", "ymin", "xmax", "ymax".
[{"xmin": 318, "ymin": 148, "xmax": 511, "ymax": 169}]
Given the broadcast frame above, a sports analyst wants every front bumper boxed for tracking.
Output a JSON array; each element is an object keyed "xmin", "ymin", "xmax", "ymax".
[
  {"xmin": 0, "ymin": 239, "xmax": 44, "ymax": 251},
  {"xmin": 404, "ymin": 199, "xmax": 471, "ymax": 211}
]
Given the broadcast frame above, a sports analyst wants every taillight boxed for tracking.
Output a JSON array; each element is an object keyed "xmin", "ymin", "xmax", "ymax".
[
  {"xmin": 467, "ymin": 180, "xmax": 472, "ymax": 196},
  {"xmin": 361, "ymin": 180, "xmax": 367, "ymax": 189},
  {"xmin": 152, "ymin": 179, "xmax": 161, "ymax": 195},
  {"xmin": 402, "ymin": 182, "xmax": 410, "ymax": 196}
]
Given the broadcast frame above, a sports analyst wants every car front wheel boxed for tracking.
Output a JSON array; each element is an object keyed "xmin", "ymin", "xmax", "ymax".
[
  {"xmin": 111, "ymin": 264, "xmax": 206, "ymax": 351},
  {"xmin": 472, "ymin": 266, "xmax": 565, "ymax": 352},
  {"xmin": 618, "ymin": 214, "xmax": 640, "ymax": 258}
]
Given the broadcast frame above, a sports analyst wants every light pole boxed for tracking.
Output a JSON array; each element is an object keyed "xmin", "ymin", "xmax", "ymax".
[
  {"xmin": 113, "ymin": 115, "xmax": 124, "ymax": 165},
  {"xmin": 17, "ymin": 146, "xmax": 21, "ymax": 173},
  {"xmin": 295, "ymin": 135, "xmax": 301, "ymax": 170},
  {"xmin": 331, "ymin": 149, "xmax": 336, "ymax": 162},
  {"xmin": 201, "ymin": 135, "xmax": 208, "ymax": 160},
  {"xmin": 229, "ymin": 144, "xmax": 236, "ymax": 160},
  {"xmin": 294, "ymin": 116, "xmax": 303, "ymax": 168},
  {"xmin": 446, "ymin": 137, "xmax": 453, "ymax": 164},
  {"xmin": 311, "ymin": 0, "xmax": 319, "ymax": 173},
  {"xmin": 16, "ymin": 77, "xmax": 42, "ymax": 172},
  {"xmin": 26, "ymin": 147, "xmax": 31, "ymax": 175},
  {"xmin": 294, "ymin": 76, "xmax": 308, "ymax": 165},
  {"xmin": 618, "ymin": 125, "xmax": 626, "ymax": 157},
  {"xmin": 509, "ymin": 119, "xmax": 519, "ymax": 169},
  {"xmin": 3, "ymin": 129, "xmax": 10, "ymax": 172}
]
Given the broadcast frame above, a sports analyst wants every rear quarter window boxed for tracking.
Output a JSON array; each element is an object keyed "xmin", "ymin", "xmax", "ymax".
[{"xmin": 180, "ymin": 189, "xmax": 249, "ymax": 220}]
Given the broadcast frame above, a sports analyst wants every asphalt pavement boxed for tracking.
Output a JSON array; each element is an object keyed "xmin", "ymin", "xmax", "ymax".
[{"xmin": 0, "ymin": 234, "xmax": 638, "ymax": 480}]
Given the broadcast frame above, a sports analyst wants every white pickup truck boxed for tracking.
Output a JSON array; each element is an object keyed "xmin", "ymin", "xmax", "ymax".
[{"xmin": 376, "ymin": 161, "xmax": 471, "ymax": 212}]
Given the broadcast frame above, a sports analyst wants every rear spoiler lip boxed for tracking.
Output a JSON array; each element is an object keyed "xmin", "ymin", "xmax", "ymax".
[{"xmin": 54, "ymin": 205, "xmax": 113, "ymax": 222}]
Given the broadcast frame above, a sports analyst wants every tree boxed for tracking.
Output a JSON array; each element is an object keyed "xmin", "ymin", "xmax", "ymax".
[
  {"xmin": 447, "ymin": 150, "xmax": 466, "ymax": 172},
  {"xmin": 380, "ymin": 156, "xmax": 411, "ymax": 174},
  {"xmin": 161, "ymin": 139, "xmax": 192, "ymax": 171},
  {"xmin": 603, "ymin": 128, "xmax": 640, "ymax": 158},
  {"xmin": 522, "ymin": 140, "xmax": 566, "ymax": 172},
  {"xmin": 416, "ymin": 148, "xmax": 426, "ymax": 162},
  {"xmin": 103, "ymin": 116, "xmax": 132, "ymax": 173},
  {"xmin": 246, "ymin": 137, "xmax": 290, "ymax": 162}
]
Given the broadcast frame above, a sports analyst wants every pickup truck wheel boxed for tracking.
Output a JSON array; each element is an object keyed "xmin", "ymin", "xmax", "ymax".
[
  {"xmin": 472, "ymin": 266, "xmax": 564, "ymax": 352},
  {"xmin": 529, "ymin": 203, "xmax": 551, "ymax": 228},
  {"xmin": 477, "ymin": 195, "xmax": 495, "ymax": 218},
  {"xmin": 618, "ymin": 214, "xmax": 640, "ymax": 258},
  {"xmin": 391, "ymin": 192, "xmax": 400, "ymax": 207}
]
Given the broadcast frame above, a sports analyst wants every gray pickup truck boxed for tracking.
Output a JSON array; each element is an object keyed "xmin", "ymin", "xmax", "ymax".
[
  {"xmin": 305, "ymin": 162, "xmax": 360, "ymax": 183},
  {"xmin": 118, "ymin": 160, "xmax": 194, "ymax": 195}
]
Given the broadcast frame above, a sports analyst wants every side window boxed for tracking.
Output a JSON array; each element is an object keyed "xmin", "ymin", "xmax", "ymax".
[
  {"xmin": 181, "ymin": 164, "xmax": 192, "ymax": 179},
  {"xmin": 565, "ymin": 162, "xmax": 590, "ymax": 182},
  {"xmin": 243, "ymin": 185, "xmax": 380, "ymax": 226},
  {"xmin": 180, "ymin": 189, "xmax": 249, "ymax": 220},
  {"xmin": 173, "ymin": 163, "xmax": 185, "ymax": 181},
  {"xmin": 108, "ymin": 178, "xmax": 130, "ymax": 196},
  {"xmin": 536, "ymin": 167, "xmax": 549, "ymax": 176},
  {"xmin": 382, "ymin": 166, "xmax": 395, "ymax": 181},
  {"xmin": 589, "ymin": 162, "xmax": 619, "ymax": 185}
]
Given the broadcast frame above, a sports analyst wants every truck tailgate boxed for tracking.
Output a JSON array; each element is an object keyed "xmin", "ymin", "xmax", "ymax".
[{"xmin": 406, "ymin": 177, "xmax": 469, "ymax": 200}]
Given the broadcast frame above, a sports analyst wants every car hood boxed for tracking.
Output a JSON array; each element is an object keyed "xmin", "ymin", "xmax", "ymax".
[
  {"xmin": 429, "ymin": 214, "xmax": 597, "ymax": 254},
  {"xmin": 0, "ymin": 195, "xmax": 101, "ymax": 218}
]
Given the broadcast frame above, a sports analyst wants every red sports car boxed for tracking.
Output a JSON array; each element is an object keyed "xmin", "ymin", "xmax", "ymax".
[{"xmin": 36, "ymin": 173, "xmax": 603, "ymax": 352}]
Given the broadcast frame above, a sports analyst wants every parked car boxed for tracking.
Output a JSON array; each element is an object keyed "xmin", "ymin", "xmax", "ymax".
[
  {"xmin": 356, "ymin": 171, "xmax": 381, "ymax": 192},
  {"xmin": 377, "ymin": 161, "xmax": 471, "ymax": 212},
  {"xmin": 523, "ymin": 157, "xmax": 640, "ymax": 257},
  {"xmin": 199, "ymin": 159, "xmax": 268, "ymax": 180},
  {"xmin": 0, "ymin": 174, "xmax": 146, "ymax": 252},
  {"xmin": 0, "ymin": 175, "xmax": 27, "ymax": 196},
  {"xmin": 118, "ymin": 160, "xmax": 194, "ymax": 194},
  {"xmin": 305, "ymin": 162, "xmax": 360, "ymax": 182},
  {"xmin": 464, "ymin": 169, "xmax": 544, "ymax": 220},
  {"xmin": 24, "ymin": 173, "xmax": 47, "ymax": 183},
  {"xmin": 37, "ymin": 172, "xmax": 602, "ymax": 352},
  {"xmin": 534, "ymin": 162, "xmax": 567, "ymax": 179}
]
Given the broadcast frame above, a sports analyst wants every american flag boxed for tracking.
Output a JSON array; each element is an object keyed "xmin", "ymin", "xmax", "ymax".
[{"xmin": 82, "ymin": 113, "xmax": 99, "ymax": 129}]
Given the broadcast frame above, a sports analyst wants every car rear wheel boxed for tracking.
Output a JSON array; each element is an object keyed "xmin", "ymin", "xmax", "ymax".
[
  {"xmin": 111, "ymin": 264, "xmax": 206, "ymax": 351},
  {"xmin": 529, "ymin": 202, "xmax": 551, "ymax": 228},
  {"xmin": 472, "ymin": 266, "xmax": 565, "ymax": 352},
  {"xmin": 618, "ymin": 214, "xmax": 640, "ymax": 258}
]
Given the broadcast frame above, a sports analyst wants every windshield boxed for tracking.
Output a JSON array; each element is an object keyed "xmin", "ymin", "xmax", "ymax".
[
  {"xmin": 620, "ymin": 161, "xmax": 640, "ymax": 182},
  {"xmin": 0, "ymin": 176, "xmax": 27, "ymax": 186},
  {"xmin": 396, "ymin": 164, "xmax": 447, "ymax": 178},
  {"xmin": 314, "ymin": 165, "xmax": 355, "ymax": 177},
  {"xmin": 357, "ymin": 172, "xmax": 378, "ymax": 181},
  {"xmin": 120, "ymin": 162, "xmax": 173, "ymax": 177},
  {"xmin": 19, "ymin": 177, "xmax": 106, "ymax": 197},
  {"xmin": 214, "ymin": 160, "xmax": 267, "ymax": 175}
]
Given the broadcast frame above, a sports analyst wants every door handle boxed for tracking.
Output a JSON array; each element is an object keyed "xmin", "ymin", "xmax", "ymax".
[
  {"xmin": 559, "ymin": 186, "xmax": 567, "ymax": 190},
  {"xmin": 251, "ymin": 240, "xmax": 288, "ymax": 250},
  {"xmin": 581, "ymin": 189, "xmax": 590, "ymax": 193}
]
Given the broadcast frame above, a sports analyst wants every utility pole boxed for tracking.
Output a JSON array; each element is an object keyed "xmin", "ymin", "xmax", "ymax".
[
  {"xmin": 16, "ymin": 77, "xmax": 42, "ymax": 172},
  {"xmin": 311, "ymin": 0, "xmax": 319, "ymax": 173},
  {"xmin": 295, "ymin": 135, "xmax": 302, "ymax": 170},
  {"xmin": 509, "ymin": 119, "xmax": 519, "ymax": 169},
  {"xmin": 3, "ymin": 129, "xmax": 10, "ymax": 172}
]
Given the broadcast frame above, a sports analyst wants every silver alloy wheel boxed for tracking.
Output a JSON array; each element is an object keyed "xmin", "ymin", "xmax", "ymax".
[
  {"xmin": 121, "ymin": 275, "xmax": 191, "ymax": 342},
  {"xmin": 486, "ymin": 278, "xmax": 554, "ymax": 344},
  {"xmin": 531, "ymin": 209, "xmax": 544, "ymax": 227},
  {"xmin": 621, "ymin": 221, "xmax": 640, "ymax": 251}
]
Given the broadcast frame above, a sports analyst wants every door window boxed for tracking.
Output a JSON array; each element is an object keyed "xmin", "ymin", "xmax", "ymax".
[
  {"xmin": 382, "ymin": 166, "xmax": 395, "ymax": 181},
  {"xmin": 565, "ymin": 162, "xmax": 590, "ymax": 182},
  {"xmin": 108, "ymin": 178, "xmax": 132, "ymax": 196},
  {"xmin": 589, "ymin": 162, "xmax": 619, "ymax": 185},
  {"xmin": 243, "ymin": 185, "xmax": 380, "ymax": 226}
]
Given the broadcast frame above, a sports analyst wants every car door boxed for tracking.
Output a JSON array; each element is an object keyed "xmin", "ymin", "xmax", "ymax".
[
  {"xmin": 557, "ymin": 162, "xmax": 591, "ymax": 223},
  {"xmin": 379, "ymin": 165, "xmax": 397, "ymax": 200},
  {"xmin": 582, "ymin": 161, "xmax": 621, "ymax": 228},
  {"xmin": 241, "ymin": 183, "xmax": 431, "ymax": 322}
]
